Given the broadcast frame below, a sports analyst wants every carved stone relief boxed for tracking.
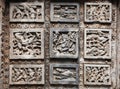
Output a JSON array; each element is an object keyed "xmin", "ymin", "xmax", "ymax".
[
  {"xmin": 84, "ymin": 64, "xmax": 111, "ymax": 85},
  {"xmin": 9, "ymin": 64, "xmax": 44, "ymax": 85},
  {"xmin": 50, "ymin": 3, "xmax": 79, "ymax": 22},
  {"xmin": 85, "ymin": 3, "xmax": 112, "ymax": 23},
  {"xmin": 84, "ymin": 29, "xmax": 111, "ymax": 59},
  {"xmin": 10, "ymin": 2, "xmax": 44, "ymax": 22},
  {"xmin": 50, "ymin": 64, "xmax": 79, "ymax": 85},
  {"xmin": 10, "ymin": 28, "xmax": 44, "ymax": 59},
  {"xmin": 50, "ymin": 28, "xmax": 79, "ymax": 58}
]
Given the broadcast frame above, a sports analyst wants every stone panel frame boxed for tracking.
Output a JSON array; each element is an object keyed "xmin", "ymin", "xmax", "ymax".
[
  {"xmin": 84, "ymin": 64, "xmax": 111, "ymax": 85},
  {"xmin": 10, "ymin": 28, "xmax": 44, "ymax": 59},
  {"xmin": 84, "ymin": 3, "xmax": 112, "ymax": 23},
  {"xmin": 50, "ymin": 28, "xmax": 79, "ymax": 58},
  {"xmin": 9, "ymin": 64, "xmax": 44, "ymax": 85},
  {"xmin": 10, "ymin": 2, "xmax": 44, "ymax": 22},
  {"xmin": 50, "ymin": 3, "xmax": 80, "ymax": 22},
  {"xmin": 50, "ymin": 64, "xmax": 79, "ymax": 85},
  {"xmin": 84, "ymin": 29, "xmax": 112, "ymax": 59}
]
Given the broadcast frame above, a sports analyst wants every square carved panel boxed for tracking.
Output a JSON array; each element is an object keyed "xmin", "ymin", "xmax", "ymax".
[
  {"xmin": 85, "ymin": 3, "xmax": 112, "ymax": 23},
  {"xmin": 9, "ymin": 64, "xmax": 44, "ymax": 85},
  {"xmin": 50, "ymin": 28, "xmax": 79, "ymax": 58},
  {"xmin": 10, "ymin": 2, "xmax": 44, "ymax": 22},
  {"xmin": 50, "ymin": 3, "xmax": 79, "ymax": 22},
  {"xmin": 50, "ymin": 64, "xmax": 79, "ymax": 85},
  {"xmin": 10, "ymin": 28, "xmax": 44, "ymax": 59},
  {"xmin": 84, "ymin": 64, "xmax": 111, "ymax": 85},
  {"xmin": 84, "ymin": 29, "xmax": 111, "ymax": 59}
]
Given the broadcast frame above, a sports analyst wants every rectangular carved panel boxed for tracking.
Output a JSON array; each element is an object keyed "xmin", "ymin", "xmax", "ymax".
[
  {"xmin": 9, "ymin": 64, "xmax": 44, "ymax": 85},
  {"xmin": 85, "ymin": 3, "xmax": 112, "ymax": 23},
  {"xmin": 10, "ymin": 28, "xmax": 44, "ymax": 59},
  {"xmin": 10, "ymin": 2, "xmax": 44, "ymax": 22},
  {"xmin": 84, "ymin": 64, "xmax": 111, "ymax": 85},
  {"xmin": 50, "ymin": 3, "xmax": 79, "ymax": 22},
  {"xmin": 50, "ymin": 64, "xmax": 79, "ymax": 85},
  {"xmin": 50, "ymin": 28, "xmax": 79, "ymax": 58},
  {"xmin": 84, "ymin": 29, "xmax": 111, "ymax": 59}
]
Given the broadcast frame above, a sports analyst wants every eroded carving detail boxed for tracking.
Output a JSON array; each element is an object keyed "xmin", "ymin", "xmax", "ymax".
[
  {"xmin": 10, "ymin": 64, "xmax": 44, "ymax": 85},
  {"xmin": 84, "ymin": 29, "xmax": 111, "ymax": 59},
  {"xmin": 10, "ymin": 3, "xmax": 44, "ymax": 22},
  {"xmin": 10, "ymin": 29, "xmax": 44, "ymax": 59},
  {"xmin": 50, "ymin": 64, "xmax": 78, "ymax": 85},
  {"xmin": 51, "ymin": 3, "xmax": 79, "ymax": 22},
  {"xmin": 85, "ymin": 3, "xmax": 112, "ymax": 23},
  {"xmin": 84, "ymin": 64, "xmax": 111, "ymax": 85},
  {"xmin": 50, "ymin": 28, "xmax": 79, "ymax": 58}
]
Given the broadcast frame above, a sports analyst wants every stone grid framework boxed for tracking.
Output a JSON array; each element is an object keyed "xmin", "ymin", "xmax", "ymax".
[{"xmin": 0, "ymin": 0, "xmax": 119, "ymax": 89}]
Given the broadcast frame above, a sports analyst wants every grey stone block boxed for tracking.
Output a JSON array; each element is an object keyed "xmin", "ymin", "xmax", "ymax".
[
  {"xmin": 50, "ymin": 3, "xmax": 79, "ymax": 22},
  {"xmin": 50, "ymin": 28, "xmax": 79, "ymax": 58},
  {"xmin": 50, "ymin": 64, "xmax": 79, "ymax": 85}
]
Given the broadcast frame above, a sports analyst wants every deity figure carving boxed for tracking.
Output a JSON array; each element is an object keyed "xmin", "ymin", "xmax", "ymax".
[
  {"xmin": 84, "ymin": 64, "xmax": 111, "ymax": 85},
  {"xmin": 50, "ymin": 28, "xmax": 79, "ymax": 58},
  {"xmin": 10, "ymin": 3, "xmax": 44, "ymax": 22},
  {"xmin": 85, "ymin": 3, "xmax": 112, "ymax": 23}
]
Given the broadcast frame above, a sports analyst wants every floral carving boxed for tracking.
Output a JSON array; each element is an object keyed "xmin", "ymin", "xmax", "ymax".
[
  {"xmin": 10, "ymin": 29, "xmax": 44, "ymax": 59},
  {"xmin": 84, "ymin": 64, "xmax": 111, "ymax": 85},
  {"xmin": 10, "ymin": 65, "xmax": 44, "ymax": 85},
  {"xmin": 84, "ymin": 29, "xmax": 111, "ymax": 59},
  {"xmin": 85, "ymin": 3, "xmax": 112, "ymax": 23},
  {"xmin": 10, "ymin": 3, "xmax": 44, "ymax": 22},
  {"xmin": 51, "ymin": 3, "xmax": 79, "ymax": 22},
  {"xmin": 50, "ymin": 28, "xmax": 79, "ymax": 58}
]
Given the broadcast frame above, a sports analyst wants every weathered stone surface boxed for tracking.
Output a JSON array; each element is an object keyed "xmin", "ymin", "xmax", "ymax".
[
  {"xmin": 84, "ymin": 64, "xmax": 111, "ymax": 85},
  {"xmin": 50, "ymin": 28, "xmax": 79, "ymax": 58},
  {"xmin": 10, "ymin": 2, "xmax": 44, "ymax": 22},
  {"xmin": 9, "ymin": 64, "xmax": 44, "ymax": 85},
  {"xmin": 84, "ymin": 29, "xmax": 111, "ymax": 59},
  {"xmin": 50, "ymin": 64, "xmax": 79, "ymax": 85},
  {"xmin": 10, "ymin": 28, "xmax": 44, "ymax": 59},
  {"xmin": 85, "ymin": 3, "xmax": 112, "ymax": 23},
  {"xmin": 50, "ymin": 3, "xmax": 79, "ymax": 22}
]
